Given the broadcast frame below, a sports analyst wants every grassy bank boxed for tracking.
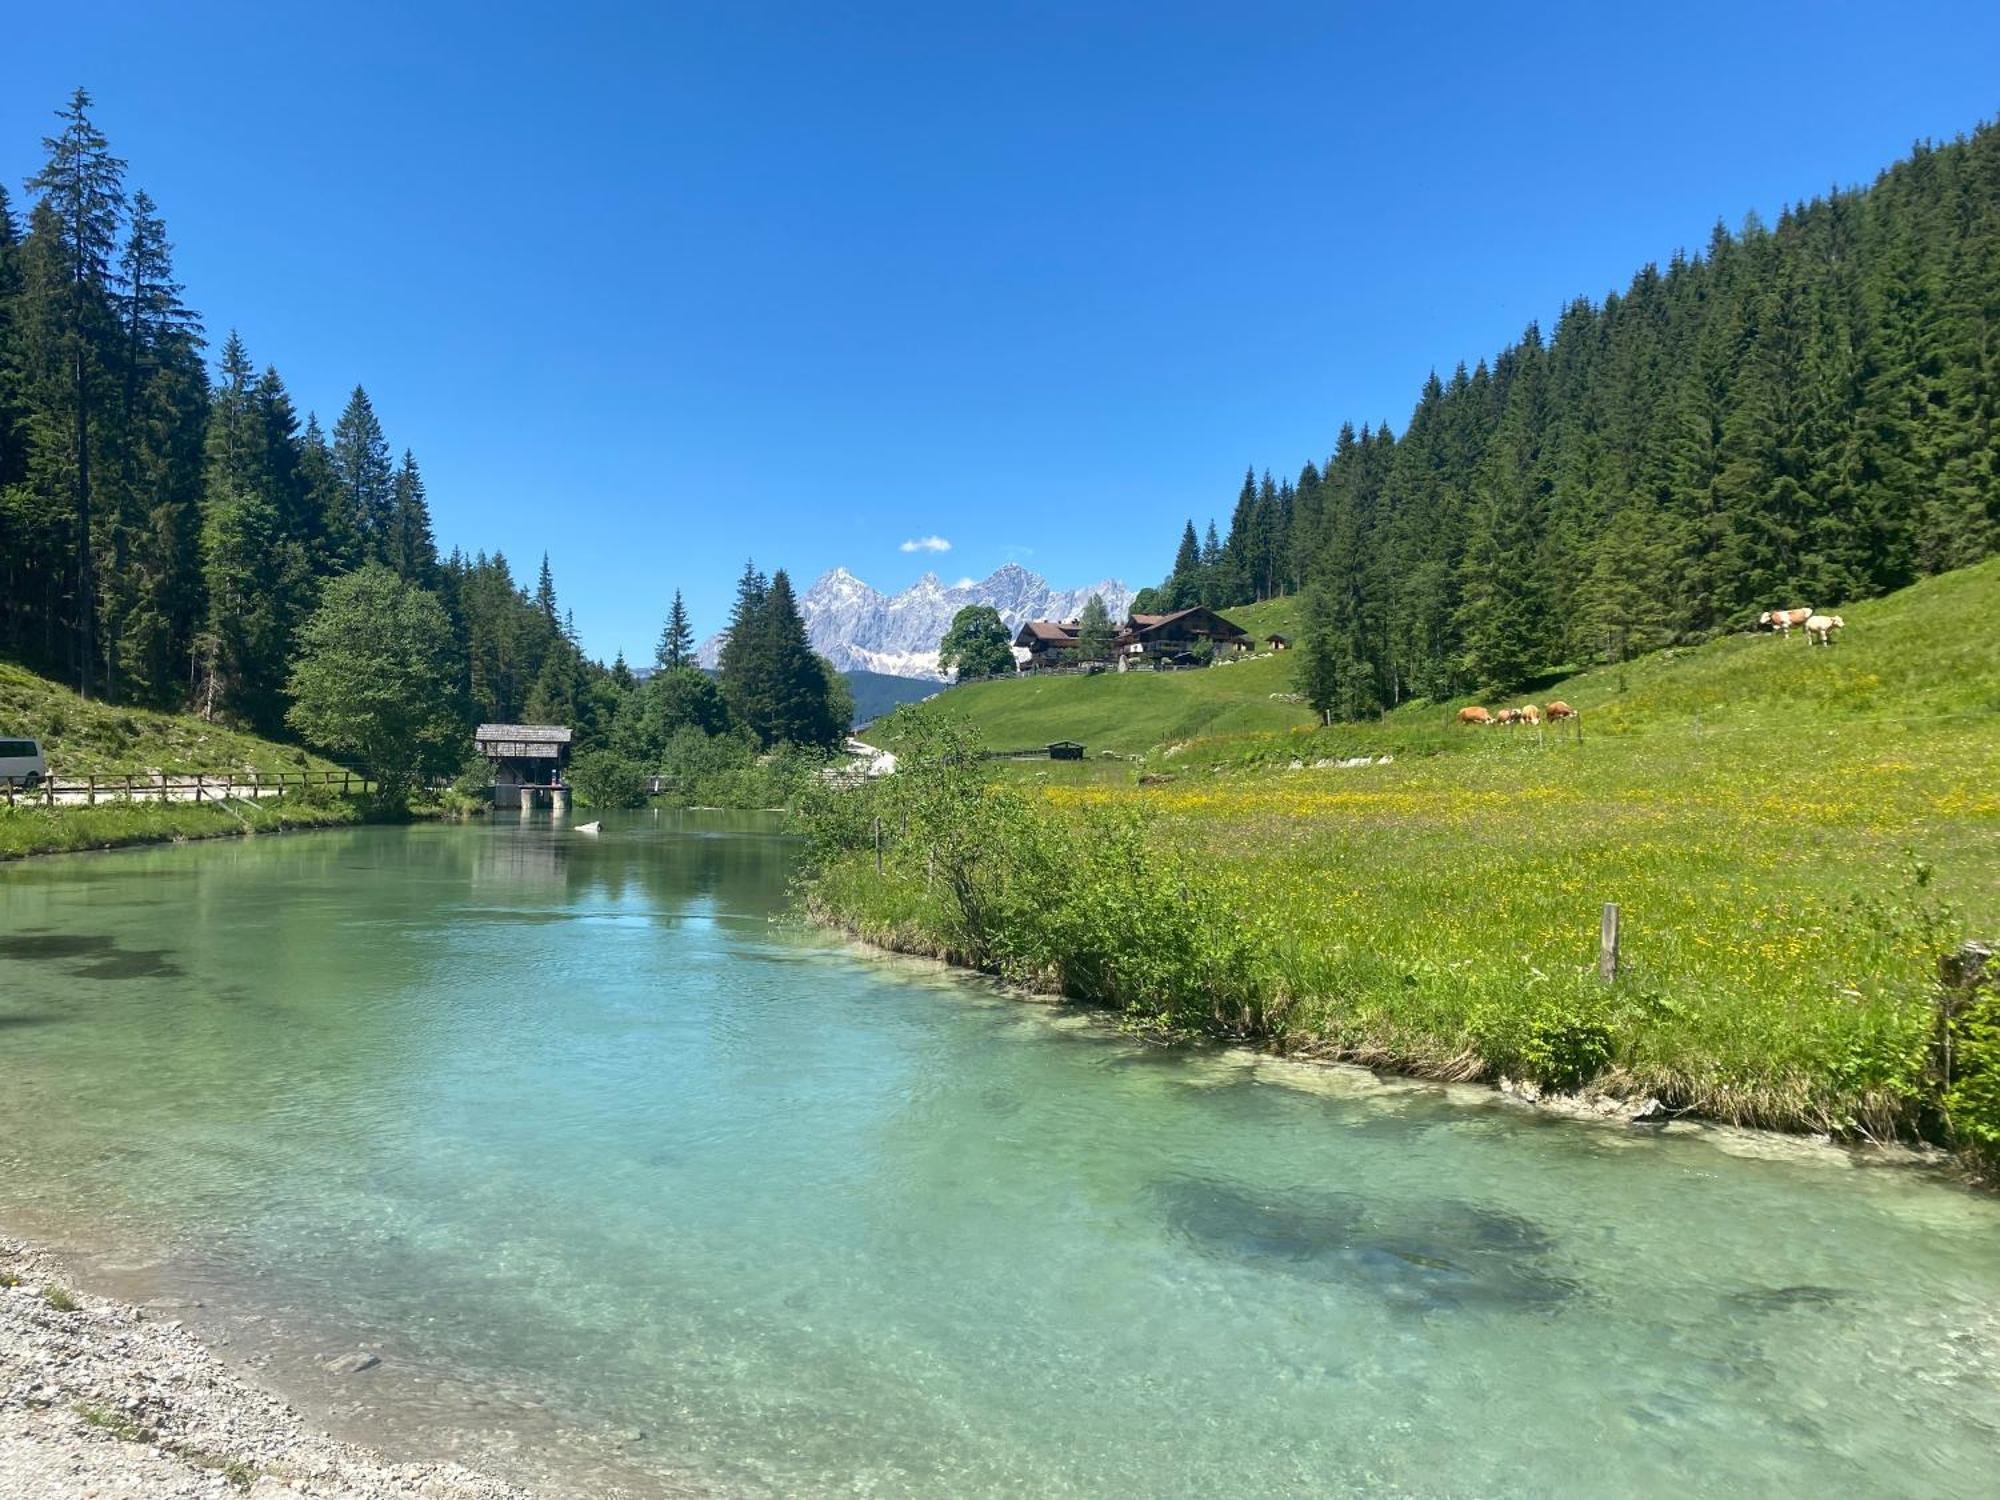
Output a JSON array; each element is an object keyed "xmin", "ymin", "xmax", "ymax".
[
  {"xmin": 0, "ymin": 656, "xmax": 395, "ymax": 859},
  {"xmin": 803, "ymin": 561, "xmax": 2000, "ymax": 1156},
  {"xmin": 0, "ymin": 794, "xmax": 367, "ymax": 859}
]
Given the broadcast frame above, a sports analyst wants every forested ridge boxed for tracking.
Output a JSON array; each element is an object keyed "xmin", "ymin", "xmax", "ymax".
[
  {"xmin": 0, "ymin": 90, "xmax": 846, "ymax": 789},
  {"xmin": 1144, "ymin": 121, "xmax": 2000, "ymax": 715}
]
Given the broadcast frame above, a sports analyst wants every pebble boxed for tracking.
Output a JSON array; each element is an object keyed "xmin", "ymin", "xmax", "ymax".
[{"xmin": 0, "ymin": 1236, "xmax": 534, "ymax": 1499}]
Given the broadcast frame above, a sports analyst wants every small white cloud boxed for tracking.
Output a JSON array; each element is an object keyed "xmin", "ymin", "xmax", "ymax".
[
  {"xmin": 952, "ymin": 577, "xmax": 976, "ymax": 589},
  {"xmin": 899, "ymin": 535, "xmax": 952, "ymax": 554}
]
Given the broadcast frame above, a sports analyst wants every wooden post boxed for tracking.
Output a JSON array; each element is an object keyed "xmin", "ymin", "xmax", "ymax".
[
  {"xmin": 87, "ymin": 774, "xmax": 95, "ymax": 806},
  {"xmin": 873, "ymin": 816, "xmax": 883, "ymax": 875},
  {"xmin": 195, "ymin": 773, "xmax": 204, "ymax": 803},
  {"xmin": 1599, "ymin": 903, "xmax": 1620, "ymax": 984}
]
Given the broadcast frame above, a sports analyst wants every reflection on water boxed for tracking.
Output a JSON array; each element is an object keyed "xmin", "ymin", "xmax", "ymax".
[{"xmin": 3, "ymin": 811, "xmax": 1999, "ymax": 1499}]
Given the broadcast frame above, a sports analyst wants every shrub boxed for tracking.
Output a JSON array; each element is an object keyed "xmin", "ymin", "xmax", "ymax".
[
  {"xmin": 1945, "ymin": 983, "xmax": 2000, "ymax": 1157},
  {"xmin": 569, "ymin": 750, "xmax": 650, "ymax": 810}
]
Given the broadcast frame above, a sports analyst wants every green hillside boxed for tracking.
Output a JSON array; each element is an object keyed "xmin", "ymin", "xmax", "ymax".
[
  {"xmin": 0, "ymin": 661, "xmax": 346, "ymax": 777},
  {"xmin": 886, "ymin": 562, "xmax": 1999, "ymax": 763},
  {"xmin": 0, "ymin": 659, "xmax": 363, "ymax": 859},
  {"xmin": 873, "ymin": 597, "xmax": 1313, "ymax": 754}
]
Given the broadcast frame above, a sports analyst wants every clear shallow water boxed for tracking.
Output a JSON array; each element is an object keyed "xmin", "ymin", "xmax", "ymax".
[{"xmin": 2, "ymin": 813, "xmax": 1998, "ymax": 1499}]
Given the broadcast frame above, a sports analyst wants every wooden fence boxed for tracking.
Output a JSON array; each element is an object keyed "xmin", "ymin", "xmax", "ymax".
[{"xmin": 1, "ymin": 768, "xmax": 374, "ymax": 808}]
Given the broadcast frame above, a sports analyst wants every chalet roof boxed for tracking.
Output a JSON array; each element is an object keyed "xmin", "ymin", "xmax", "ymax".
[
  {"xmin": 1121, "ymin": 606, "xmax": 1250, "ymax": 639},
  {"xmin": 475, "ymin": 723, "xmax": 573, "ymax": 744},
  {"xmin": 1016, "ymin": 620, "xmax": 1080, "ymax": 644}
]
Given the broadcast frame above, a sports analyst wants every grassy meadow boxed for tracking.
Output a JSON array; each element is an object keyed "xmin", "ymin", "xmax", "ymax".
[{"xmin": 807, "ymin": 559, "xmax": 2000, "ymax": 1151}]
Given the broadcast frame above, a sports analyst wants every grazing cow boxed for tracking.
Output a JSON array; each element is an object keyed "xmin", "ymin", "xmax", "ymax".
[
  {"xmin": 1804, "ymin": 613, "xmax": 1844, "ymax": 646},
  {"xmin": 1544, "ymin": 701, "xmax": 1576, "ymax": 721},
  {"xmin": 1766, "ymin": 606, "xmax": 1814, "ymax": 637},
  {"xmin": 1519, "ymin": 704, "xmax": 1541, "ymax": 725},
  {"xmin": 1457, "ymin": 706, "xmax": 1493, "ymax": 726},
  {"xmin": 1495, "ymin": 707, "xmax": 1521, "ymax": 726}
]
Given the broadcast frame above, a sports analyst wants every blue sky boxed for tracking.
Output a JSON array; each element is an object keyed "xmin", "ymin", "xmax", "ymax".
[{"xmin": 8, "ymin": 3, "xmax": 1999, "ymax": 662}]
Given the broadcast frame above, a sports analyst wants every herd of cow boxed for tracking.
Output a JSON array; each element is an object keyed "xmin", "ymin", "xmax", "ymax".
[
  {"xmin": 1757, "ymin": 606, "xmax": 1845, "ymax": 645},
  {"xmin": 1456, "ymin": 603, "xmax": 1849, "ymax": 728},
  {"xmin": 1456, "ymin": 701, "xmax": 1575, "ymax": 728}
]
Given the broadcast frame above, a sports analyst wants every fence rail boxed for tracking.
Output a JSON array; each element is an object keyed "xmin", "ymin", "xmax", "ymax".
[{"xmin": 2, "ymin": 768, "xmax": 374, "ymax": 808}]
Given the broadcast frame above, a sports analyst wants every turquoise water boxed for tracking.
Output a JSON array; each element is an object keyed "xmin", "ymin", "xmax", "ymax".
[{"xmin": 2, "ymin": 813, "xmax": 1998, "ymax": 1498}]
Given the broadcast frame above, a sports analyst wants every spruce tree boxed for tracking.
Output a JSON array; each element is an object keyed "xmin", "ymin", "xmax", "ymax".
[
  {"xmin": 23, "ymin": 87, "xmax": 125, "ymax": 696},
  {"xmin": 331, "ymin": 386, "xmax": 393, "ymax": 562},
  {"xmin": 389, "ymin": 449, "xmax": 438, "ymax": 584},
  {"xmin": 656, "ymin": 589, "xmax": 694, "ymax": 669}
]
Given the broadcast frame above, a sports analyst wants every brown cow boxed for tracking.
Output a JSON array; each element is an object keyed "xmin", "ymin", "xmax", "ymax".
[
  {"xmin": 1519, "ymin": 704, "xmax": 1541, "ymax": 725},
  {"xmin": 1495, "ymin": 708, "xmax": 1521, "ymax": 726},
  {"xmin": 1457, "ymin": 706, "xmax": 1493, "ymax": 726},
  {"xmin": 1764, "ymin": 606, "xmax": 1814, "ymax": 637},
  {"xmin": 1544, "ymin": 701, "xmax": 1576, "ymax": 721}
]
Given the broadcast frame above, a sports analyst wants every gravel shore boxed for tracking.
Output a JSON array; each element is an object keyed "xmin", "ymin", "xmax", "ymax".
[{"xmin": 0, "ymin": 1237, "xmax": 535, "ymax": 1500}]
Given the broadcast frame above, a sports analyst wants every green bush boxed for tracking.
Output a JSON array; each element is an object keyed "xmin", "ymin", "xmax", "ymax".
[
  {"xmin": 569, "ymin": 750, "xmax": 650, "ymax": 810},
  {"xmin": 1946, "ymin": 984, "xmax": 2000, "ymax": 1156},
  {"xmin": 1519, "ymin": 994, "xmax": 1615, "ymax": 1093}
]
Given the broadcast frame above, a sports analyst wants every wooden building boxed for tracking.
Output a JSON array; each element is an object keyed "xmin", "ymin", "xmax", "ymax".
[
  {"xmin": 1013, "ymin": 606, "xmax": 1253, "ymax": 672},
  {"xmin": 1267, "ymin": 633, "xmax": 1291, "ymax": 651},
  {"xmin": 474, "ymin": 723, "xmax": 573, "ymax": 808},
  {"xmin": 1013, "ymin": 618, "xmax": 1081, "ymax": 670},
  {"xmin": 1115, "ymin": 606, "xmax": 1251, "ymax": 665},
  {"xmin": 1047, "ymin": 740, "xmax": 1086, "ymax": 761}
]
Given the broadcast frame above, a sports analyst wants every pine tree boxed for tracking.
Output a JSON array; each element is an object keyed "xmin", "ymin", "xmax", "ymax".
[
  {"xmin": 717, "ymin": 559, "xmax": 771, "ymax": 735},
  {"xmin": 760, "ymin": 569, "xmax": 841, "ymax": 748},
  {"xmin": 389, "ymin": 449, "xmax": 437, "ymax": 584},
  {"xmin": 198, "ymin": 331, "xmax": 285, "ymax": 725},
  {"xmin": 1165, "ymin": 521, "xmax": 1201, "ymax": 609},
  {"xmin": 535, "ymin": 552, "xmax": 558, "ymax": 621},
  {"xmin": 23, "ymin": 87, "xmax": 125, "ymax": 695},
  {"xmin": 656, "ymin": 589, "xmax": 694, "ymax": 669},
  {"xmin": 331, "ymin": 386, "xmax": 393, "ymax": 562}
]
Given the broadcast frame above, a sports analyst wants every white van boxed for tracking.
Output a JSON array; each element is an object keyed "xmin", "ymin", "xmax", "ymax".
[{"xmin": 0, "ymin": 737, "xmax": 48, "ymax": 789}]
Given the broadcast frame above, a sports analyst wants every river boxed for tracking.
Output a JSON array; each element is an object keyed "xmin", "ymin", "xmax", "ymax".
[{"xmin": 2, "ymin": 812, "xmax": 1997, "ymax": 1497}]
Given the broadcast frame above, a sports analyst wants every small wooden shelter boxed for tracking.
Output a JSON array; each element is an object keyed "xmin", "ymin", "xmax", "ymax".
[
  {"xmin": 474, "ymin": 723, "xmax": 573, "ymax": 808},
  {"xmin": 1048, "ymin": 740, "xmax": 1086, "ymax": 761}
]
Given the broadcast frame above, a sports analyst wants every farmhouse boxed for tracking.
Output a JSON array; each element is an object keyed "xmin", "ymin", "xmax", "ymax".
[
  {"xmin": 474, "ymin": 723, "xmax": 572, "ymax": 808},
  {"xmin": 1116, "ymin": 606, "xmax": 1252, "ymax": 665},
  {"xmin": 1012, "ymin": 606, "xmax": 1253, "ymax": 671},
  {"xmin": 1013, "ymin": 618, "xmax": 1082, "ymax": 669}
]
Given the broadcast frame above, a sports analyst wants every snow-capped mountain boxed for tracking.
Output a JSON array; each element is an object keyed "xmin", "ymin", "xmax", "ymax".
[{"xmin": 697, "ymin": 563, "xmax": 1134, "ymax": 680}]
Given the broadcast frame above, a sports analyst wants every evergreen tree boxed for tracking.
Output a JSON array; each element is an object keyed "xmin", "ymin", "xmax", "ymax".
[
  {"xmin": 717, "ymin": 559, "xmax": 771, "ymax": 733},
  {"xmin": 656, "ymin": 588, "xmax": 694, "ymax": 669},
  {"xmin": 197, "ymin": 331, "xmax": 285, "ymax": 726},
  {"xmin": 330, "ymin": 385, "xmax": 392, "ymax": 561},
  {"xmin": 22, "ymin": 87, "xmax": 125, "ymax": 695},
  {"xmin": 389, "ymin": 449, "xmax": 437, "ymax": 584},
  {"xmin": 1165, "ymin": 520, "xmax": 1202, "ymax": 609},
  {"xmin": 535, "ymin": 551, "xmax": 558, "ymax": 621}
]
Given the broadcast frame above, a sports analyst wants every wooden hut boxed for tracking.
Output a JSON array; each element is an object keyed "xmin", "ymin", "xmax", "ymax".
[
  {"xmin": 474, "ymin": 723, "xmax": 573, "ymax": 808},
  {"xmin": 1047, "ymin": 740, "xmax": 1086, "ymax": 761},
  {"xmin": 1267, "ymin": 633, "xmax": 1290, "ymax": 651}
]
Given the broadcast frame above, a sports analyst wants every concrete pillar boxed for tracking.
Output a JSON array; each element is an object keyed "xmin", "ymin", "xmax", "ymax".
[
  {"xmin": 550, "ymin": 786, "xmax": 570, "ymax": 818},
  {"xmin": 517, "ymin": 784, "xmax": 535, "ymax": 814}
]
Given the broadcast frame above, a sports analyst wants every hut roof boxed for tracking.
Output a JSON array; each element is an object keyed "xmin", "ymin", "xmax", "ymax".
[{"xmin": 475, "ymin": 723, "xmax": 572, "ymax": 744}]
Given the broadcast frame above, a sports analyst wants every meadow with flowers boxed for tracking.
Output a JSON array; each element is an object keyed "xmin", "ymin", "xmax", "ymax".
[{"xmin": 809, "ymin": 558, "xmax": 2000, "ymax": 1155}]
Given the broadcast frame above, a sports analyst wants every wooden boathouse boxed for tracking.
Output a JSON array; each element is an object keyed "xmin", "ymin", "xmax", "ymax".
[{"xmin": 474, "ymin": 723, "xmax": 573, "ymax": 810}]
